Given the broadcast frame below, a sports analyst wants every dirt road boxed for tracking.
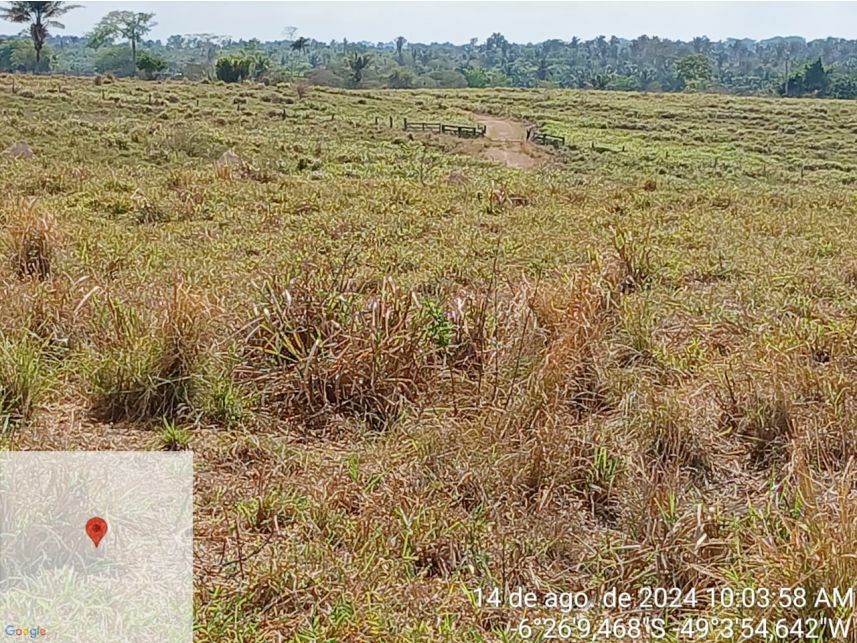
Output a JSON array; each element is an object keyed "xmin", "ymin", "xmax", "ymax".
[{"xmin": 475, "ymin": 115, "xmax": 541, "ymax": 169}]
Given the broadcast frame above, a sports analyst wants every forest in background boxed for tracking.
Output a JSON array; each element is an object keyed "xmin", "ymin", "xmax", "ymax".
[{"xmin": 3, "ymin": 7, "xmax": 857, "ymax": 98}]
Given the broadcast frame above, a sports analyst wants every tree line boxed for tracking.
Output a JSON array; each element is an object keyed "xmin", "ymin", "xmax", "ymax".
[{"xmin": 3, "ymin": 1, "xmax": 857, "ymax": 98}]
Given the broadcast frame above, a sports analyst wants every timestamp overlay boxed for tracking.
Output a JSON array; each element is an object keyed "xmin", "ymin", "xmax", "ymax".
[
  {"xmin": 469, "ymin": 585, "xmax": 855, "ymax": 640},
  {"xmin": 0, "ymin": 452, "xmax": 193, "ymax": 642}
]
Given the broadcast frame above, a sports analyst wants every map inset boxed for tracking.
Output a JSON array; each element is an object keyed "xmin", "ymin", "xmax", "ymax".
[{"xmin": 0, "ymin": 452, "xmax": 193, "ymax": 642}]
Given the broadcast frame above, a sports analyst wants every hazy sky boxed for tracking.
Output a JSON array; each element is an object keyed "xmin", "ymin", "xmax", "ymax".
[{"xmin": 1, "ymin": 2, "xmax": 856, "ymax": 44}]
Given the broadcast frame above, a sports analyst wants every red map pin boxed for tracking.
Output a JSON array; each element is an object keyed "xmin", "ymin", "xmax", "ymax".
[{"xmin": 85, "ymin": 517, "xmax": 108, "ymax": 548}]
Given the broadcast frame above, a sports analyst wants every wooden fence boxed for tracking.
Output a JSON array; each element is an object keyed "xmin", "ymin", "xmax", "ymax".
[
  {"xmin": 527, "ymin": 127, "xmax": 565, "ymax": 148},
  {"xmin": 402, "ymin": 118, "xmax": 486, "ymax": 138}
]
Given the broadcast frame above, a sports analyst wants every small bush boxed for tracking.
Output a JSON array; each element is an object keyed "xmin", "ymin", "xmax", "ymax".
[
  {"xmin": 137, "ymin": 51, "xmax": 169, "ymax": 81},
  {"xmin": 215, "ymin": 52, "xmax": 270, "ymax": 83}
]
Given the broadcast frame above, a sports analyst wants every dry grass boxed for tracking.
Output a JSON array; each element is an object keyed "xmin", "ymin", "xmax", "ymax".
[
  {"xmin": 243, "ymin": 272, "xmax": 491, "ymax": 430},
  {"xmin": 4, "ymin": 197, "xmax": 58, "ymax": 280},
  {"xmin": 89, "ymin": 283, "xmax": 208, "ymax": 422},
  {"xmin": 2, "ymin": 74, "xmax": 857, "ymax": 640}
]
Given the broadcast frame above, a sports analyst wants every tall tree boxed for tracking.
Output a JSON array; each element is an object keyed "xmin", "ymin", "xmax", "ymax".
[
  {"xmin": 288, "ymin": 36, "xmax": 309, "ymax": 78},
  {"xmin": 88, "ymin": 10, "xmax": 156, "ymax": 65},
  {"xmin": 802, "ymin": 58, "xmax": 829, "ymax": 94},
  {"xmin": 395, "ymin": 35, "xmax": 406, "ymax": 64},
  {"xmin": 347, "ymin": 52, "xmax": 371, "ymax": 86},
  {"xmin": 0, "ymin": 1, "xmax": 79, "ymax": 64},
  {"xmin": 186, "ymin": 33, "xmax": 226, "ymax": 65},
  {"xmin": 675, "ymin": 53, "xmax": 712, "ymax": 89},
  {"xmin": 291, "ymin": 36, "xmax": 309, "ymax": 53}
]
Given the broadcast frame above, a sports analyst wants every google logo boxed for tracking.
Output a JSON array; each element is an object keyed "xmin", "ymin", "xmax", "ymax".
[{"xmin": 4, "ymin": 625, "xmax": 46, "ymax": 639}]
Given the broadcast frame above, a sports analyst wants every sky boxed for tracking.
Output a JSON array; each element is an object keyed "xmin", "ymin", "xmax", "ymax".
[{"xmin": 1, "ymin": 1, "xmax": 856, "ymax": 45}]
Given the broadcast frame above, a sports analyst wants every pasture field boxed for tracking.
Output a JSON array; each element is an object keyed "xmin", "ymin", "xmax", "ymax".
[{"xmin": 2, "ymin": 74, "xmax": 857, "ymax": 641}]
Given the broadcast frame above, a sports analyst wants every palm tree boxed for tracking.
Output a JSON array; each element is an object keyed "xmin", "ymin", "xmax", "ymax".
[
  {"xmin": 291, "ymin": 36, "xmax": 309, "ymax": 53},
  {"xmin": 395, "ymin": 36, "xmax": 406, "ymax": 64},
  {"xmin": 347, "ymin": 52, "xmax": 372, "ymax": 86},
  {"xmin": 288, "ymin": 37, "xmax": 309, "ymax": 79},
  {"xmin": 1, "ymin": 1, "xmax": 80, "ymax": 65}
]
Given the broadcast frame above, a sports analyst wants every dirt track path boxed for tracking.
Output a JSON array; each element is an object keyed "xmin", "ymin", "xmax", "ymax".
[{"xmin": 475, "ymin": 115, "xmax": 541, "ymax": 169}]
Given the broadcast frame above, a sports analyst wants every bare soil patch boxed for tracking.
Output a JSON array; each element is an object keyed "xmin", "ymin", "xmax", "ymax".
[{"xmin": 475, "ymin": 115, "xmax": 544, "ymax": 169}]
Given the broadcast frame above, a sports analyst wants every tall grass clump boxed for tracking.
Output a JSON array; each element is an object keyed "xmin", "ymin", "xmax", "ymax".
[
  {"xmin": 90, "ymin": 284, "xmax": 207, "ymax": 421},
  {"xmin": 635, "ymin": 395, "xmax": 710, "ymax": 477},
  {"xmin": 243, "ymin": 273, "xmax": 475, "ymax": 429},
  {"xmin": 526, "ymin": 268, "xmax": 616, "ymax": 416},
  {"xmin": 4, "ymin": 197, "xmax": 58, "ymax": 280},
  {"xmin": 0, "ymin": 334, "xmax": 50, "ymax": 429},
  {"xmin": 716, "ymin": 370, "xmax": 794, "ymax": 466},
  {"xmin": 611, "ymin": 223, "xmax": 654, "ymax": 293},
  {"xmin": 482, "ymin": 267, "xmax": 624, "ymax": 507},
  {"xmin": 200, "ymin": 367, "xmax": 251, "ymax": 428}
]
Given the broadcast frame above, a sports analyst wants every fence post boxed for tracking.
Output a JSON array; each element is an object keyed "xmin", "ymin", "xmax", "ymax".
[
  {"xmin": 404, "ymin": 117, "xmax": 408, "ymax": 130},
  {"xmin": 389, "ymin": 115, "xmax": 393, "ymax": 128}
]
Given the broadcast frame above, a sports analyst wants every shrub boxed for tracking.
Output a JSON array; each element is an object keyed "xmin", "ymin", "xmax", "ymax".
[
  {"xmin": 215, "ymin": 52, "xmax": 270, "ymax": 83},
  {"xmin": 136, "ymin": 51, "xmax": 168, "ymax": 80}
]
